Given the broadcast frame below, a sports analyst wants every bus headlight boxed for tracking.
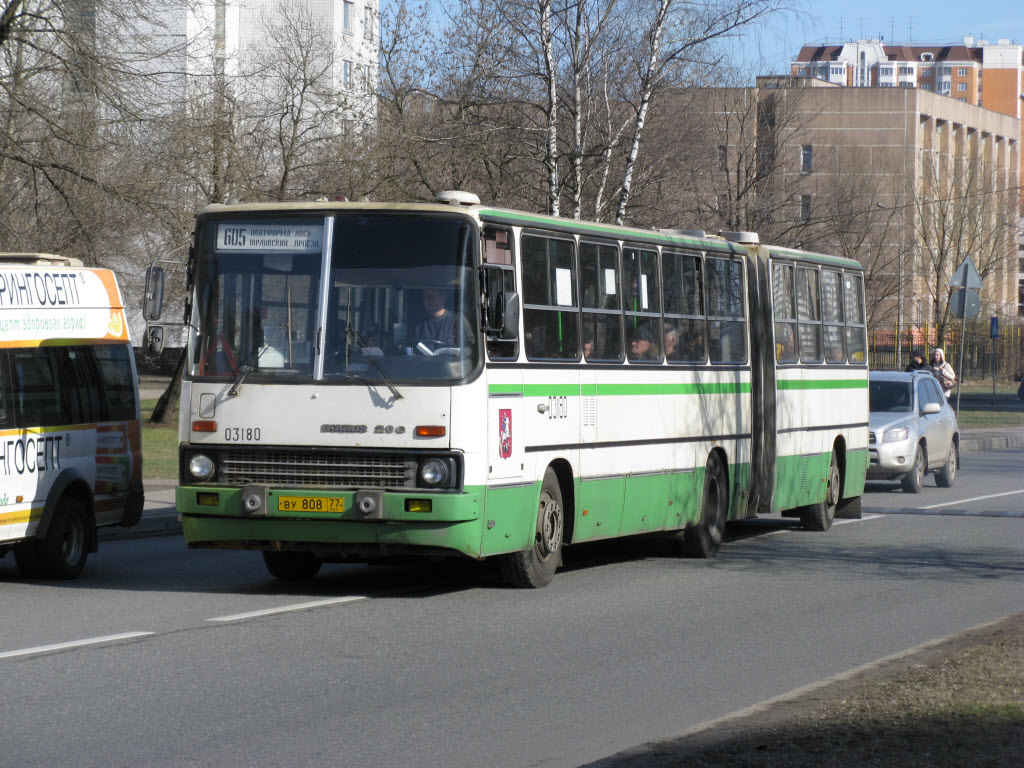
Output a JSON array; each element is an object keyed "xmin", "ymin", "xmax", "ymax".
[
  {"xmin": 419, "ymin": 458, "xmax": 450, "ymax": 486},
  {"xmin": 189, "ymin": 454, "xmax": 216, "ymax": 480}
]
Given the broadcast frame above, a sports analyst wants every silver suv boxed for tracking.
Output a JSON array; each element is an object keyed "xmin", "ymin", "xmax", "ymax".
[{"xmin": 868, "ymin": 370, "xmax": 959, "ymax": 492}]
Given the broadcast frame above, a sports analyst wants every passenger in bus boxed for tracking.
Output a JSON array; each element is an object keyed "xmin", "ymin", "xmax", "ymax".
[
  {"xmin": 582, "ymin": 338, "xmax": 594, "ymax": 358},
  {"xmin": 360, "ymin": 327, "xmax": 384, "ymax": 357},
  {"xmin": 628, "ymin": 325, "xmax": 659, "ymax": 361},
  {"xmin": 775, "ymin": 324, "xmax": 796, "ymax": 362},
  {"xmin": 663, "ymin": 326, "xmax": 680, "ymax": 361},
  {"xmin": 415, "ymin": 288, "xmax": 473, "ymax": 349},
  {"xmin": 681, "ymin": 329, "xmax": 704, "ymax": 361}
]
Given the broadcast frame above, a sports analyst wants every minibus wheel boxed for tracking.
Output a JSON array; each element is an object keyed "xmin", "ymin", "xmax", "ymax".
[
  {"xmin": 500, "ymin": 467, "xmax": 563, "ymax": 588},
  {"xmin": 263, "ymin": 550, "xmax": 322, "ymax": 581},
  {"xmin": 35, "ymin": 496, "xmax": 90, "ymax": 579}
]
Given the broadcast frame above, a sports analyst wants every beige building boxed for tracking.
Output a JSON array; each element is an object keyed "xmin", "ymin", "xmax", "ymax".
[{"xmin": 703, "ymin": 82, "xmax": 1020, "ymax": 331}]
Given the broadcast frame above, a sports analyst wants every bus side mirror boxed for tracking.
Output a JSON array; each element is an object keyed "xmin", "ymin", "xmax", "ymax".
[
  {"xmin": 499, "ymin": 292, "xmax": 520, "ymax": 341},
  {"xmin": 144, "ymin": 266, "xmax": 164, "ymax": 322},
  {"xmin": 145, "ymin": 324, "xmax": 165, "ymax": 355}
]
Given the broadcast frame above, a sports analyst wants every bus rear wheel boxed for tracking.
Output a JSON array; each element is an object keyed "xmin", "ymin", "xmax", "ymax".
[
  {"xmin": 800, "ymin": 454, "xmax": 839, "ymax": 531},
  {"xmin": 28, "ymin": 497, "xmax": 90, "ymax": 580},
  {"xmin": 263, "ymin": 551, "xmax": 322, "ymax": 581},
  {"xmin": 501, "ymin": 468, "xmax": 563, "ymax": 588},
  {"xmin": 680, "ymin": 453, "xmax": 726, "ymax": 558}
]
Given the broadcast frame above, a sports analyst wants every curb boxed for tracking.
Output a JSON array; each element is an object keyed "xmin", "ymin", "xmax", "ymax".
[{"xmin": 959, "ymin": 432, "xmax": 1024, "ymax": 454}]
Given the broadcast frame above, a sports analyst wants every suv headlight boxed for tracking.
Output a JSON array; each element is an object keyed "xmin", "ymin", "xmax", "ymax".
[
  {"xmin": 883, "ymin": 426, "xmax": 910, "ymax": 443},
  {"xmin": 189, "ymin": 453, "xmax": 216, "ymax": 480}
]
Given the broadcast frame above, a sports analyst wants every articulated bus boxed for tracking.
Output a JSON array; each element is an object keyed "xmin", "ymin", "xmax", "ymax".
[
  {"xmin": 0, "ymin": 254, "xmax": 143, "ymax": 579},
  {"xmin": 145, "ymin": 193, "xmax": 868, "ymax": 587}
]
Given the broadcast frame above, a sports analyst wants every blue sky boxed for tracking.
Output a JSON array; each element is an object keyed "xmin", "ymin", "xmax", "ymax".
[{"xmin": 741, "ymin": 0, "xmax": 1024, "ymax": 75}]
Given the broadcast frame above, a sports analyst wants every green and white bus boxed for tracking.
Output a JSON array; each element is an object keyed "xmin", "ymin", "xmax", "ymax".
[{"xmin": 145, "ymin": 192, "xmax": 868, "ymax": 587}]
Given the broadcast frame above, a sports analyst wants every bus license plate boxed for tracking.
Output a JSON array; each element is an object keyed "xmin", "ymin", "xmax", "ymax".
[{"xmin": 278, "ymin": 496, "xmax": 345, "ymax": 513}]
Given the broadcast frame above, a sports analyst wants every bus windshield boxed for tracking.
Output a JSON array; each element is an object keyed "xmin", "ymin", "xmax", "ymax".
[{"xmin": 191, "ymin": 213, "xmax": 479, "ymax": 383}]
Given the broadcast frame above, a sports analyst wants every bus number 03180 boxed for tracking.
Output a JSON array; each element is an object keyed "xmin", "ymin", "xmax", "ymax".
[{"xmin": 224, "ymin": 427, "xmax": 261, "ymax": 441}]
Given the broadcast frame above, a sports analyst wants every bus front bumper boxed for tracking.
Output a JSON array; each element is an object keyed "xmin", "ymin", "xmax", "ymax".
[{"xmin": 176, "ymin": 485, "xmax": 487, "ymax": 559}]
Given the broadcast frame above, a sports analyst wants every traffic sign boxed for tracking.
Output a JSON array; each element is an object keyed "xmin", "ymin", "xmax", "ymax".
[
  {"xmin": 990, "ymin": 316, "xmax": 999, "ymax": 339},
  {"xmin": 950, "ymin": 288, "xmax": 981, "ymax": 319},
  {"xmin": 949, "ymin": 257, "xmax": 983, "ymax": 290}
]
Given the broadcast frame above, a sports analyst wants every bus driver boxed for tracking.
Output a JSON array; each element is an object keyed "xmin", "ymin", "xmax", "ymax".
[{"xmin": 415, "ymin": 287, "xmax": 473, "ymax": 350}]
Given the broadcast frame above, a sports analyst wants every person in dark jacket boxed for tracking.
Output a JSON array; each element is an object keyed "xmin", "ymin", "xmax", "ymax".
[{"xmin": 905, "ymin": 349, "xmax": 929, "ymax": 372}]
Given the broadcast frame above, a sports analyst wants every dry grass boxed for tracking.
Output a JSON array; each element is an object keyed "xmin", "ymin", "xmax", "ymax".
[{"xmin": 625, "ymin": 616, "xmax": 1024, "ymax": 768}]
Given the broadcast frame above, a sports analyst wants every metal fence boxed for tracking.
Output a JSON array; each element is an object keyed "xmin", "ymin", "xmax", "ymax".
[{"xmin": 868, "ymin": 323, "xmax": 1024, "ymax": 380}]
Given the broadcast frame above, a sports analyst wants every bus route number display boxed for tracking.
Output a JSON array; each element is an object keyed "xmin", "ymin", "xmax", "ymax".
[{"xmin": 216, "ymin": 222, "xmax": 324, "ymax": 254}]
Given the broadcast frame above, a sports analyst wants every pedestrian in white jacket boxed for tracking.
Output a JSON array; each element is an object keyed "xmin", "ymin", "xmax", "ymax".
[{"xmin": 930, "ymin": 348, "xmax": 956, "ymax": 397}]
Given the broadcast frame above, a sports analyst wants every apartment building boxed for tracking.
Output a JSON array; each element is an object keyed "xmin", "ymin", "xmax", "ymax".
[
  {"xmin": 696, "ymin": 82, "xmax": 1020, "ymax": 324},
  {"xmin": 791, "ymin": 38, "xmax": 1024, "ymax": 316},
  {"xmin": 134, "ymin": 0, "xmax": 378, "ymax": 121}
]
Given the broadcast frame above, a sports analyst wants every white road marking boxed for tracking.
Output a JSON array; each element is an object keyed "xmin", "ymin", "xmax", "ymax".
[
  {"xmin": 0, "ymin": 631, "xmax": 155, "ymax": 660},
  {"xmin": 208, "ymin": 596, "xmax": 368, "ymax": 623},
  {"xmin": 921, "ymin": 489, "xmax": 1024, "ymax": 510}
]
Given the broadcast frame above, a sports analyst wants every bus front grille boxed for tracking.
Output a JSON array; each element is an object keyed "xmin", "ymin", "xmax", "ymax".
[{"xmin": 219, "ymin": 450, "xmax": 416, "ymax": 488}]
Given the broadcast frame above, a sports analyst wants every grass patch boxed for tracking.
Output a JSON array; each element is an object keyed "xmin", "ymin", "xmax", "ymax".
[
  {"xmin": 955, "ymin": 410, "xmax": 1024, "ymax": 429},
  {"xmin": 140, "ymin": 397, "xmax": 179, "ymax": 481}
]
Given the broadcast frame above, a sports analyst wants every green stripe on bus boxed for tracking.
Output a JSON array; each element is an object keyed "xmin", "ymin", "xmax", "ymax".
[
  {"xmin": 490, "ymin": 382, "xmax": 750, "ymax": 396},
  {"xmin": 776, "ymin": 379, "xmax": 868, "ymax": 391},
  {"xmin": 478, "ymin": 209, "xmax": 742, "ymax": 252}
]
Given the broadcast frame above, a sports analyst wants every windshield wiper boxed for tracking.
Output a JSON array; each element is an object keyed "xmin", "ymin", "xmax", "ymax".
[{"xmin": 345, "ymin": 326, "xmax": 403, "ymax": 400}]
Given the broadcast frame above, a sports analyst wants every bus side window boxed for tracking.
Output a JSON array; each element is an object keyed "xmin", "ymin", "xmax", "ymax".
[
  {"xmin": 771, "ymin": 262, "xmax": 797, "ymax": 363},
  {"xmin": 580, "ymin": 241, "xmax": 622, "ymax": 362},
  {"xmin": 70, "ymin": 346, "xmax": 106, "ymax": 422},
  {"xmin": 707, "ymin": 257, "xmax": 746, "ymax": 364},
  {"xmin": 94, "ymin": 345, "xmax": 137, "ymax": 421},
  {"xmin": 795, "ymin": 267, "xmax": 822, "ymax": 363},
  {"xmin": 12, "ymin": 348, "xmax": 63, "ymax": 427},
  {"xmin": 522, "ymin": 234, "xmax": 579, "ymax": 361},
  {"xmin": 844, "ymin": 272, "xmax": 867, "ymax": 363},
  {"xmin": 821, "ymin": 270, "xmax": 845, "ymax": 363},
  {"xmin": 0, "ymin": 351, "xmax": 10, "ymax": 428}
]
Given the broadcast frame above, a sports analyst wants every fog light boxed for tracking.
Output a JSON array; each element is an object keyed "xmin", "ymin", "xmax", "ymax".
[
  {"xmin": 405, "ymin": 499, "xmax": 432, "ymax": 513},
  {"xmin": 196, "ymin": 492, "xmax": 219, "ymax": 506},
  {"xmin": 420, "ymin": 459, "xmax": 449, "ymax": 486},
  {"xmin": 189, "ymin": 454, "xmax": 215, "ymax": 479}
]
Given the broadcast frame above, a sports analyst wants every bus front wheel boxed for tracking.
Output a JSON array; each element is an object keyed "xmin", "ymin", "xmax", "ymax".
[
  {"xmin": 501, "ymin": 468, "xmax": 564, "ymax": 588},
  {"xmin": 680, "ymin": 453, "xmax": 726, "ymax": 558},
  {"xmin": 263, "ymin": 551, "xmax": 322, "ymax": 581}
]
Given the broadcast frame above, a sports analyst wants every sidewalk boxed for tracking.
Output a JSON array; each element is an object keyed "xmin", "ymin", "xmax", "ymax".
[{"xmin": 104, "ymin": 427, "xmax": 1024, "ymax": 542}]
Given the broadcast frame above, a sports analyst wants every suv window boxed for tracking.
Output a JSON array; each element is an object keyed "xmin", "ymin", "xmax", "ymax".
[{"xmin": 918, "ymin": 377, "xmax": 943, "ymax": 409}]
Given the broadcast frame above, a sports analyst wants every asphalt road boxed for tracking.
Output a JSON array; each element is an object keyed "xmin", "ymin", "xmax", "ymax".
[{"xmin": 1, "ymin": 449, "xmax": 1022, "ymax": 768}]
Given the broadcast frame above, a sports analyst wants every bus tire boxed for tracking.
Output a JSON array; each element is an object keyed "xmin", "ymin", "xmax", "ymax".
[
  {"xmin": 935, "ymin": 441, "xmax": 958, "ymax": 488},
  {"xmin": 35, "ymin": 496, "xmax": 90, "ymax": 579},
  {"xmin": 681, "ymin": 453, "xmax": 727, "ymax": 558},
  {"xmin": 901, "ymin": 445, "xmax": 926, "ymax": 494},
  {"xmin": 500, "ymin": 468, "xmax": 563, "ymax": 588},
  {"xmin": 800, "ymin": 454, "xmax": 839, "ymax": 532},
  {"xmin": 262, "ymin": 551, "xmax": 322, "ymax": 582}
]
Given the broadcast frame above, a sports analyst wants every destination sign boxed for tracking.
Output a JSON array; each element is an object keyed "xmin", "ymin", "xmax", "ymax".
[{"xmin": 216, "ymin": 222, "xmax": 324, "ymax": 254}]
